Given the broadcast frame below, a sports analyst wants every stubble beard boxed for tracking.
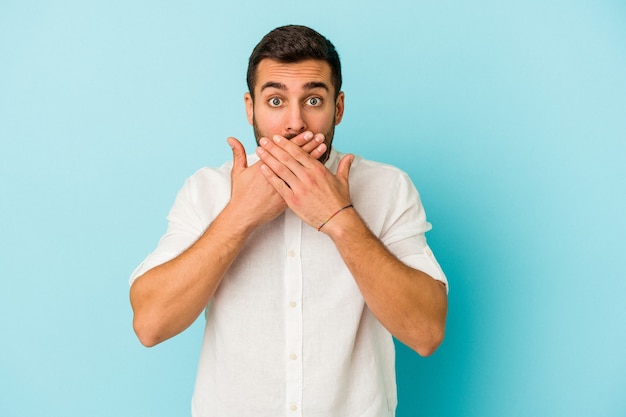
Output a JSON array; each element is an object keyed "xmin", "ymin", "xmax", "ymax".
[{"xmin": 252, "ymin": 116, "xmax": 335, "ymax": 165}]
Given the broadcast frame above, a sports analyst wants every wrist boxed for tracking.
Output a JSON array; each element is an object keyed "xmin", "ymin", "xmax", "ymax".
[
  {"xmin": 319, "ymin": 205, "xmax": 364, "ymax": 240},
  {"xmin": 317, "ymin": 204, "xmax": 354, "ymax": 232},
  {"xmin": 214, "ymin": 202, "xmax": 259, "ymax": 239}
]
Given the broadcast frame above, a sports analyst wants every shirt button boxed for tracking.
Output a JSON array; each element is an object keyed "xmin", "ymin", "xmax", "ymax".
[
  {"xmin": 289, "ymin": 301, "xmax": 297, "ymax": 308},
  {"xmin": 289, "ymin": 353, "xmax": 298, "ymax": 360},
  {"xmin": 288, "ymin": 250, "xmax": 296, "ymax": 257},
  {"xmin": 290, "ymin": 405, "xmax": 298, "ymax": 411}
]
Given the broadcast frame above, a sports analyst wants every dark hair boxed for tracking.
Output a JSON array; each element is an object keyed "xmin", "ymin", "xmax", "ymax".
[{"xmin": 246, "ymin": 25, "xmax": 342, "ymax": 99}]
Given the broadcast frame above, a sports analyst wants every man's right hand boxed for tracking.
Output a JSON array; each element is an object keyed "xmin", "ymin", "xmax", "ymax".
[{"xmin": 226, "ymin": 132, "xmax": 327, "ymax": 231}]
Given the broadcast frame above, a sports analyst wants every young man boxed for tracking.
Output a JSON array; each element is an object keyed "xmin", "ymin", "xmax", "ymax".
[{"xmin": 130, "ymin": 25, "xmax": 448, "ymax": 417}]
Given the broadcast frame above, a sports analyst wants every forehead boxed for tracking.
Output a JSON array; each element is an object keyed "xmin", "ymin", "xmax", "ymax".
[{"xmin": 254, "ymin": 59, "xmax": 334, "ymax": 94}]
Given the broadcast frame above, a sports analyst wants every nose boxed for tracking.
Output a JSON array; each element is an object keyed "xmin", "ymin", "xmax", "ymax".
[{"xmin": 285, "ymin": 106, "xmax": 306, "ymax": 135}]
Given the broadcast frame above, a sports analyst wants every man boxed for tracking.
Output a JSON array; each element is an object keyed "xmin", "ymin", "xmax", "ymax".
[{"xmin": 130, "ymin": 25, "xmax": 448, "ymax": 417}]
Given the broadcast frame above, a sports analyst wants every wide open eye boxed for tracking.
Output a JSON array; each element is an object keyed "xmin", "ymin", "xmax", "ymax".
[
  {"xmin": 268, "ymin": 97, "xmax": 282, "ymax": 107},
  {"xmin": 307, "ymin": 97, "xmax": 322, "ymax": 106}
]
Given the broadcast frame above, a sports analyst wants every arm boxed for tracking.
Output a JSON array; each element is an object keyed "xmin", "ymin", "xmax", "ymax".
[
  {"xmin": 256, "ymin": 135, "xmax": 448, "ymax": 356},
  {"xmin": 130, "ymin": 133, "xmax": 327, "ymax": 347},
  {"xmin": 320, "ymin": 212, "xmax": 447, "ymax": 356}
]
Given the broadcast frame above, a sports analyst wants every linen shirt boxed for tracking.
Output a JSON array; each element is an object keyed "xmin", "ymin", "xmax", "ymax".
[{"xmin": 130, "ymin": 149, "xmax": 447, "ymax": 417}]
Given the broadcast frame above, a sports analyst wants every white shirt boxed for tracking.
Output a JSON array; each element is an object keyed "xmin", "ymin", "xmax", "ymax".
[{"xmin": 130, "ymin": 149, "xmax": 447, "ymax": 417}]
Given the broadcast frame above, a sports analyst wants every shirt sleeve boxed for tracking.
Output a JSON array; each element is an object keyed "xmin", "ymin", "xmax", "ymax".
[
  {"xmin": 128, "ymin": 175, "xmax": 207, "ymax": 285},
  {"xmin": 381, "ymin": 171, "xmax": 448, "ymax": 291}
]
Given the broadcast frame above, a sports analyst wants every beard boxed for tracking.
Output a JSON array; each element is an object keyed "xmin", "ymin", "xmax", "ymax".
[{"xmin": 252, "ymin": 116, "xmax": 336, "ymax": 164}]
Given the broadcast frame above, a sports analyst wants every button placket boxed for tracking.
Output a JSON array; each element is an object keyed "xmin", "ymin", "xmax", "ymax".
[{"xmin": 283, "ymin": 210, "xmax": 303, "ymax": 416}]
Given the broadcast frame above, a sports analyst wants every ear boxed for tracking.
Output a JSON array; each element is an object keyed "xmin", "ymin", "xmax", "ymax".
[
  {"xmin": 334, "ymin": 91, "xmax": 345, "ymax": 125},
  {"xmin": 244, "ymin": 92, "xmax": 254, "ymax": 126}
]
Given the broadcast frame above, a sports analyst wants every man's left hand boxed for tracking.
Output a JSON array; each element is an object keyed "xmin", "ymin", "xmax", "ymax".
[{"xmin": 256, "ymin": 134, "xmax": 354, "ymax": 232}]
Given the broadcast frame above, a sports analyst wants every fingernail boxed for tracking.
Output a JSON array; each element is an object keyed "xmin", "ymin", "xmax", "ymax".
[
  {"xmin": 303, "ymin": 131, "xmax": 313, "ymax": 140},
  {"xmin": 256, "ymin": 147, "xmax": 264, "ymax": 155},
  {"xmin": 259, "ymin": 137, "xmax": 268, "ymax": 146},
  {"xmin": 272, "ymin": 135, "xmax": 281, "ymax": 143}
]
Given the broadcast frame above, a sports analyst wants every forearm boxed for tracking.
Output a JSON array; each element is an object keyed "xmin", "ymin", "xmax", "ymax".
[
  {"xmin": 326, "ymin": 211, "xmax": 448, "ymax": 356},
  {"xmin": 130, "ymin": 205, "xmax": 252, "ymax": 347}
]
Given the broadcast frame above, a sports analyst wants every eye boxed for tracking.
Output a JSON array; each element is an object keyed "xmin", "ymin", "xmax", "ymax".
[
  {"xmin": 307, "ymin": 97, "xmax": 322, "ymax": 106},
  {"xmin": 268, "ymin": 97, "xmax": 282, "ymax": 107}
]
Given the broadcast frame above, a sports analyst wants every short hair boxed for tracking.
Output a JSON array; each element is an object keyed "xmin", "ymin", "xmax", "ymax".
[{"xmin": 246, "ymin": 25, "xmax": 342, "ymax": 99}]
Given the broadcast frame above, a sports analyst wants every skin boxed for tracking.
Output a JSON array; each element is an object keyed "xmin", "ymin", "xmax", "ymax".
[
  {"xmin": 131, "ymin": 58, "xmax": 447, "ymax": 356},
  {"xmin": 245, "ymin": 59, "xmax": 344, "ymax": 164}
]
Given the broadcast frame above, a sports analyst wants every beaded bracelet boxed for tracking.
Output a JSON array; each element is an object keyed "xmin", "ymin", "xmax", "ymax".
[{"xmin": 317, "ymin": 204, "xmax": 354, "ymax": 231}]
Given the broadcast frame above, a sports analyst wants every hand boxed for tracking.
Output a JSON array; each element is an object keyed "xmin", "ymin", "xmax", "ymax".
[
  {"xmin": 255, "ymin": 134, "xmax": 355, "ymax": 231},
  {"xmin": 225, "ymin": 132, "xmax": 328, "ymax": 231}
]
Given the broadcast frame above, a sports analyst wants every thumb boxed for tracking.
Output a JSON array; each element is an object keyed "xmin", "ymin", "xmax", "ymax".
[
  {"xmin": 227, "ymin": 137, "xmax": 248, "ymax": 171},
  {"xmin": 337, "ymin": 154, "xmax": 354, "ymax": 183}
]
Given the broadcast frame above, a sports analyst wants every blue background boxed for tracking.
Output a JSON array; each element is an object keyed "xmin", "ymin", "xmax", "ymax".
[{"xmin": 1, "ymin": 1, "xmax": 625, "ymax": 416}]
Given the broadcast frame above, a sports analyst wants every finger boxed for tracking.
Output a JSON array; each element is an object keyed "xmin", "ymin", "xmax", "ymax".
[
  {"xmin": 299, "ymin": 132, "xmax": 323, "ymax": 152},
  {"xmin": 337, "ymin": 154, "xmax": 354, "ymax": 183},
  {"xmin": 308, "ymin": 142, "xmax": 327, "ymax": 161},
  {"xmin": 260, "ymin": 163, "xmax": 293, "ymax": 199},
  {"xmin": 227, "ymin": 137, "xmax": 247, "ymax": 172},
  {"xmin": 256, "ymin": 138, "xmax": 300, "ymax": 185},
  {"xmin": 266, "ymin": 134, "xmax": 315, "ymax": 170},
  {"xmin": 301, "ymin": 133, "xmax": 327, "ymax": 160},
  {"xmin": 289, "ymin": 131, "xmax": 315, "ymax": 147},
  {"xmin": 281, "ymin": 131, "xmax": 326, "ymax": 160}
]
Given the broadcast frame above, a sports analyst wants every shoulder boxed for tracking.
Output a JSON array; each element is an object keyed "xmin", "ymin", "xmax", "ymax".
[
  {"xmin": 336, "ymin": 150, "xmax": 414, "ymax": 188},
  {"xmin": 181, "ymin": 158, "xmax": 236, "ymax": 190},
  {"xmin": 183, "ymin": 153, "xmax": 259, "ymax": 189},
  {"xmin": 173, "ymin": 159, "xmax": 237, "ymax": 208},
  {"xmin": 337, "ymin": 150, "xmax": 424, "ymax": 208}
]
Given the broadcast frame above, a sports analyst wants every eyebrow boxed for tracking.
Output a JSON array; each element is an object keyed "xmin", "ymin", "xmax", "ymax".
[
  {"xmin": 259, "ymin": 81, "xmax": 330, "ymax": 93},
  {"xmin": 303, "ymin": 81, "xmax": 330, "ymax": 91}
]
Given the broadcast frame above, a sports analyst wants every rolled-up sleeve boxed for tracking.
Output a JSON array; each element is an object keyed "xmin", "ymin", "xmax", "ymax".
[{"xmin": 378, "ymin": 170, "xmax": 448, "ymax": 291}]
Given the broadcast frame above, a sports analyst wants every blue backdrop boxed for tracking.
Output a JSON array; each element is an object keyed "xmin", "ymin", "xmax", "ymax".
[{"xmin": 1, "ymin": 1, "xmax": 625, "ymax": 416}]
